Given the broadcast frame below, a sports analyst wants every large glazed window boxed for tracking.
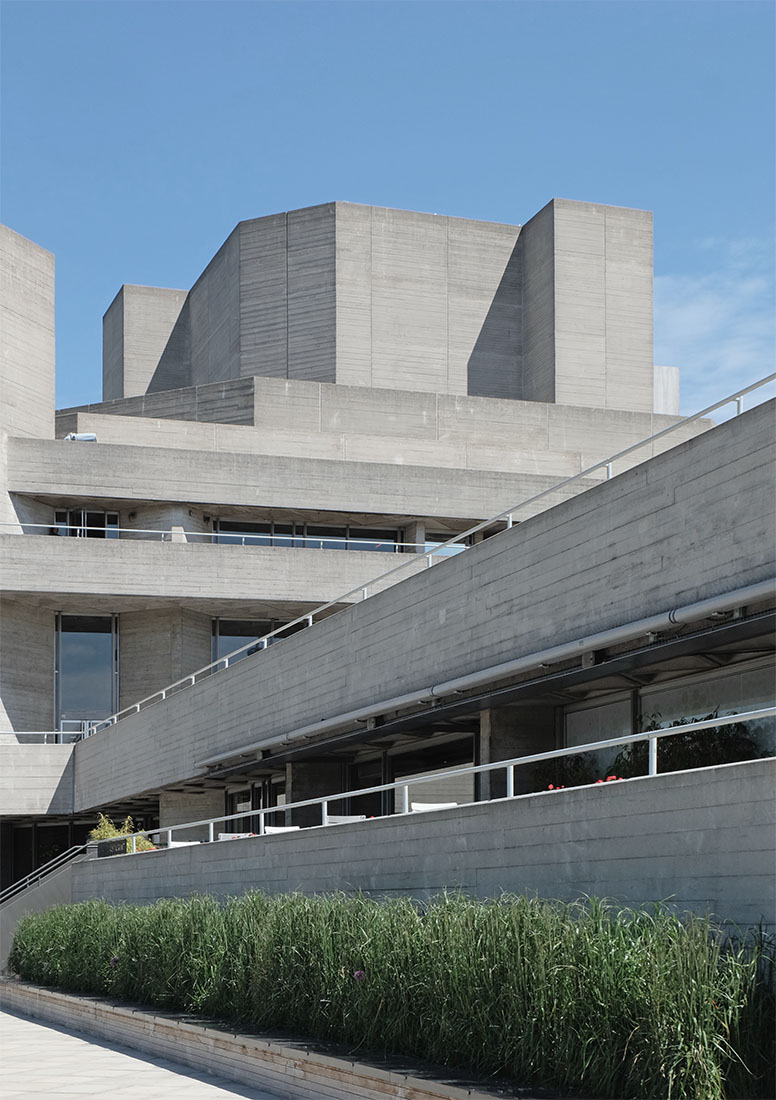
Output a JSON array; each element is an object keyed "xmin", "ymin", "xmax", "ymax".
[
  {"xmin": 561, "ymin": 658, "xmax": 775, "ymax": 781},
  {"xmin": 55, "ymin": 510, "xmax": 119, "ymax": 538},
  {"xmin": 639, "ymin": 658, "xmax": 775, "ymax": 757},
  {"xmin": 212, "ymin": 520, "xmax": 272, "ymax": 546},
  {"xmin": 424, "ymin": 531, "xmax": 470, "ymax": 556},
  {"xmin": 564, "ymin": 695, "xmax": 633, "ymax": 779},
  {"xmin": 55, "ymin": 614, "xmax": 119, "ymax": 731},
  {"xmin": 212, "ymin": 619, "xmax": 274, "ymax": 662},
  {"xmin": 212, "ymin": 519, "xmax": 401, "ymax": 551},
  {"xmin": 211, "ymin": 618, "xmax": 304, "ymax": 663}
]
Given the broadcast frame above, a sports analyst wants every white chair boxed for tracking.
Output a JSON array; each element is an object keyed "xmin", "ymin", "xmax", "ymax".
[
  {"xmin": 325, "ymin": 814, "xmax": 367, "ymax": 825},
  {"xmin": 264, "ymin": 824, "xmax": 300, "ymax": 834},
  {"xmin": 217, "ymin": 832, "xmax": 255, "ymax": 841},
  {"xmin": 410, "ymin": 801, "xmax": 458, "ymax": 812}
]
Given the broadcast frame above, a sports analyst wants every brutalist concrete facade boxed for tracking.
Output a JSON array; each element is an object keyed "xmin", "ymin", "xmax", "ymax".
[
  {"xmin": 0, "ymin": 203, "xmax": 772, "ymax": 924},
  {"xmin": 102, "ymin": 200, "xmax": 659, "ymax": 410}
]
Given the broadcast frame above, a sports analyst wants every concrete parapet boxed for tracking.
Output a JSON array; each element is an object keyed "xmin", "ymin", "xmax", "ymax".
[
  {"xmin": 56, "ymin": 374, "xmax": 709, "ymax": 478},
  {"xmin": 67, "ymin": 759, "xmax": 776, "ymax": 933}
]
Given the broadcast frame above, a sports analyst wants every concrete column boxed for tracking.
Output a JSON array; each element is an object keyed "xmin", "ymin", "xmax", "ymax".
[
  {"xmin": 158, "ymin": 789, "xmax": 225, "ymax": 843},
  {"xmin": 118, "ymin": 608, "xmax": 211, "ymax": 710},
  {"xmin": 0, "ymin": 598, "xmax": 53, "ymax": 731},
  {"xmin": 478, "ymin": 704, "xmax": 557, "ymax": 800},
  {"xmin": 520, "ymin": 199, "xmax": 654, "ymax": 413},
  {"xmin": 284, "ymin": 761, "xmax": 346, "ymax": 828},
  {"xmin": 654, "ymin": 365, "xmax": 680, "ymax": 415},
  {"xmin": 403, "ymin": 520, "xmax": 425, "ymax": 553},
  {"xmin": 124, "ymin": 505, "xmax": 209, "ymax": 543}
]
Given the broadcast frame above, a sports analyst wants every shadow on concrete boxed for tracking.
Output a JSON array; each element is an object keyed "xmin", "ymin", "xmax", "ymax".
[{"xmin": 467, "ymin": 237, "xmax": 523, "ymax": 400}]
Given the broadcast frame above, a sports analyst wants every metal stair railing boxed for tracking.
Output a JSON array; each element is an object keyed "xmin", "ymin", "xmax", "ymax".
[{"xmin": 0, "ymin": 844, "xmax": 89, "ymax": 908}]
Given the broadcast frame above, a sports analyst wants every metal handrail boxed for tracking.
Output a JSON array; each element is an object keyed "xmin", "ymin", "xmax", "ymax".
[
  {"xmin": 0, "ymin": 730, "xmax": 70, "ymax": 744},
  {"xmin": 16, "ymin": 373, "xmax": 776, "ymax": 739},
  {"xmin": 0, "ymin": 523, "xmax": 462, "ymax": 554},
  {"xmin": 86, "ymin": 708, "xmax": 775, "ymax": 853},
  {"xmin": 0, "ymin": 843, "xmax": 89, "ymax": 907},
  {"xmin": 0, "ymin": 522, "xmax": 463, "ymax": 553}
]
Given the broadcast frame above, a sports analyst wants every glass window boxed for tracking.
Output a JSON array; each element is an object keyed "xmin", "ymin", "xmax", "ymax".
[
  {"xmin": 271, "ymin": 524, "xmax": 294, "ymax": 548},
  {"xmin": 228, "ymin": 789, "xmax": 252, "ymax": 815},
  {"xmin": 560, "ymin": 696, "xmax": 634, "ymax": 785},
  {"xmin": 212, "ymin": 519, "xmax": 402, "ymax": 552},
  {"xmin": 213, "ymin": 520, "xmax": 272, "ymax": 546},
  {"xmin": 640, "ymin": 661, "xmax": 774, "ymax": 725},
  {"xmin": 212, "ymin": 619, "xmax": 273, "ymax": 662},
  {"xmin": 350, "ymin": 759, "xmax": 385, "ymax": 818},
  {"xmin": 226, "ymin": 780, "xmax": 286, "ymax": 830},
  {"xmin": 390, "ymin": 739, "xmax": 475, "ymax": 811},
  {"xmin": 424, "ymin": 531, "xmax": 468, "ymax": 557},
  {"xmin": 303, "ymin": 525, "xmax": 348, "ymax": 550},
  {"xmin": 348, "ymin": 527, "xmax": 399, "ymax": 552},
  {"xmin": 56, "ymin": 614, "xmax": 118, "ymax": 730},
  {"xmin": 211, "ymin": 618, "xmax": 303, "ymax": 663},
  {"xmin": 566, "ymin": 697, "xmax": 633, "ymax": 748},
  {"xmin": 639, "ymin": 660, "xmax": 775, "ymax": 760},
  {"xmin": 54, "ymin": 510, "xmax": 120, "ymax": 538}
]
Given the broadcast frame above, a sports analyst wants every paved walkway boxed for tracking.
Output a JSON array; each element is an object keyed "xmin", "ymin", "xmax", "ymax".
[{"xmin": 0, "ymin": 1008, "xmax": 283, "ymax": 1099}]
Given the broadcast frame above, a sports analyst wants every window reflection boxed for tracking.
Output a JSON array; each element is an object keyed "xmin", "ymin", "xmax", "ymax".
[
  {"xmin": 211, "ymin": 618, "xmax": 302, "ymax": 663},
  {"xmin": 54, "ymin": 510, "xmax": 119, "ymax": 538},
  {"xmin": 212, "ymin": 520, "xmax": 272, "ymax": 546},
  {"xmin": 56, "ymin": 614, "xmax": 118, "ymax": 730},
  {"xmin": 424, "ymin": 531, "xmax": 469, "ymax": 556},
  {"xmin": 212, "ymin": 519, "xmax": 401, "ymax": 552}
]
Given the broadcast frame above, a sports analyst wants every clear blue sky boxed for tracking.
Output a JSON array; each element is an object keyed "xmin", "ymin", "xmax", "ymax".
[{"xmin": 2, "ymin": 0, "xmax": 774, "ymax": 413}]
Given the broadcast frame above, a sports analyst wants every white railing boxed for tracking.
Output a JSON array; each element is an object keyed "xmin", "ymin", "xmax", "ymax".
[
  {"xmin": 89, "ymin": 709, "xmax": 775, "ymax": 853},
  {"xmin": 11, "ymin": 373, "xmax": 776, "ymax": 740}
]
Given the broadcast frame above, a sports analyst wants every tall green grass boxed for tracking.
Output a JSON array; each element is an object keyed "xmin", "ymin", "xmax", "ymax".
[{"xmin": 9, "ymin": 893, "xmax": 774, "ymax": 1099}]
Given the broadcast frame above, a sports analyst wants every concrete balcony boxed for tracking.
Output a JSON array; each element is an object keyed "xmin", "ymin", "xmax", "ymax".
[
  {"xmin": 0, "ymin": 534, "xmax": 429, "ymax": 608},
  {"xmin": 7, "ymin": 436, "xmax": 605, "ymax": 525}
]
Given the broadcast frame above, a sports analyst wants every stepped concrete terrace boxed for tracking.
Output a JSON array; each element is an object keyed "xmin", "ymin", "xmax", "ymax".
[
  {"xmin": 56, "ymin": 373, "xmax": 706, "ymax": 476},
  {"xmin": 33, "ymin": 399, "xmax": 772, "ymax": 813}
]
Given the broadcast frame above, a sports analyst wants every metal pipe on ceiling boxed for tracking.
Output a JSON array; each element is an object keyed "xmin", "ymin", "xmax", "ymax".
[{"xmin": 195, "ymin": 578, "xmax": 775, "ymax": 769}]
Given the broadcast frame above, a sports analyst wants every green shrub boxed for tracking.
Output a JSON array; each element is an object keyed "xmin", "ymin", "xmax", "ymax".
[
  {"xmin": 613, "ymin": 710, "xmax": 762, "ymax": 779},
  {"xmin": 88, "ymin": 813, "xmax": 156, "ymax": 853},
  {"xmin": 8, "ymin": 893, "xmax": 774, "ymax": 1099}
]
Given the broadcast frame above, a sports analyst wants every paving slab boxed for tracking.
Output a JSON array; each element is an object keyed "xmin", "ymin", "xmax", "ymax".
[{"xmin": 0, "ymin": 1008, "xmax": 282, "ymax": 1100}]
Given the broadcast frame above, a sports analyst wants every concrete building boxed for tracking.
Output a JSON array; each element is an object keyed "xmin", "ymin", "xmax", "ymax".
[{"xmin": 0, "ymin": 201, "xmax": 773, "ymax": 933}]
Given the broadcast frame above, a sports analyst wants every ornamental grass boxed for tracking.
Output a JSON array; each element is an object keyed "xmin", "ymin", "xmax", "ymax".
[{"xmin": 9, "ymin": 892, "xmax": 774, "ymax": 1099}]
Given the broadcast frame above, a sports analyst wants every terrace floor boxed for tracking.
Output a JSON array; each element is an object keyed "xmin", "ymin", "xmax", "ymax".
[{"xmin": 0, "ymin": 1008, "xmax": 282, "ymax": 1099}]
